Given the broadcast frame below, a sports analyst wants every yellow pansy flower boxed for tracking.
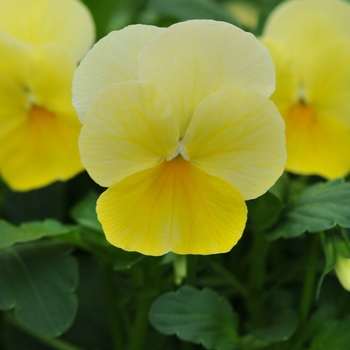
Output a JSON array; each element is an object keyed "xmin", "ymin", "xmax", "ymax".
[
  {"xmin": 261, "ymin": 0, "xmax": 350, "ymax": 179},
  {"xmin": 0, "ymin": 0, "xmax": 95, "ymax": 191},
  {"xmin": 73, "ymin": 20, "xmax": 286, "ymax": 256}
]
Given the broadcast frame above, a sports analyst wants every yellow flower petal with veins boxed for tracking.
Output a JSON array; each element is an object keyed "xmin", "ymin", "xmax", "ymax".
[
  {"xmin": 73, "ymin": 25, "xmax": 165, "ymax": 122},
  {"xmin": 261, "ymin": 0, "xmax": 350, "ymax": 179},
  {"xmin": 80, "ymin": 82, "xmax": 179, "ymax": 187},
  {"xmin": 74, "ymin": 20, "xmax": 286, "ymax": 255},
  {"xmin": 98, "ymin": 159, "xmax": 247, "ymax": 256},
  {"xmin": 138, "ymin": 20, "xmax": 275, "ymax": 136},
  {"xmin": 0, "ymin": 0, "xmax": 94, "ymax": 61},
  {"xmin": 0, "ymin": 44, "xmax": 83, "ymax": 191},
  {"xmin": 0, "ymin": 0, "xmax": 94, "ymax": 191},
  {"xmin": 284, "ymin": 104, "xmax": 350, "ymax": 179},
  {"xmin": 182, "ymin": 87, "xmax": 285, "ymax": 200},
  {"xmin": 263, "ymin": 0, "xmax": 350, "ymax": 71}
]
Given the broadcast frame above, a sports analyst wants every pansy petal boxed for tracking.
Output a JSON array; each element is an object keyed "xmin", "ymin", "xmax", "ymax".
[
  {"xmin": 283, "ymin": 105, "xmax": 350, "ymax": 179},
  {"xmin": 138, "ymin": 20, "xmax": 275, "ymax": 136},
  {"xmin": 79, "ymin": 81, "xmax": 179, "ymax": 187},
  {"xmin": 182, "ymin": 87, "xmax": 286, "ymax": 200},
  {"xmin": 305, "ymin": 41, "xmax": 350, "ymax": 129},
  {"xmin": 25, "ymin": 44, "xmax": 78, "ymax": 119},
  {"xmin": 97, "ymin": 159, "xmax": 247, "ymax": 256},
  {"xmin": 72, "ymin": 25, "xmax": 165, "ymax": 122},
  {"xmin": 263, "ymin": 0, "xmax": 350, "ymax": 68},
  {"xmin": 0, "ymin": 33, "xmax": 31, "ymax": 145},
  {"xmin": 0, "ymin": 30, "xmax": 32, "ymax": 81},
  {"xmin": 0, "ymin": 72, "xmax": 27, "ymax": 140},
  {"xmin": 0, "ymin": 0, "xmax": 94, "ymax": 61},
  {"xmin": 260, "ymin": 37, "xmax": 298, "ymax": 112},
  {"xmin": 0, "ymin": 107, "xmax": 83, "ymax": 191}
]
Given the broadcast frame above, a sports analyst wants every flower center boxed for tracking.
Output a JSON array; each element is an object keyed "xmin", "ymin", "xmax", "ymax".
[
  {"xmin": 28, "ymin": 105, "xmax": 56, "ymax": 122},
  {"xmin": 288, "ymin": 103, "xmax": 317, "ymax": 125},
  {"xmin": 166, "ymin": 142, "xmax": 190, "ymax": 162}
]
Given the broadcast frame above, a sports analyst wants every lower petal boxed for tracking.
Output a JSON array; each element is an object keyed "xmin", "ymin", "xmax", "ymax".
[
  {"xmin": 0, "ymin": 108, "xmax": 83, "ymax": 191},
  {"xmin": 97, "ymin": 158, "xmax": 247, "ymax": 256},
  {"xmin": 284, "ymin": 105, "xmax": 350, "ymax": 179}
]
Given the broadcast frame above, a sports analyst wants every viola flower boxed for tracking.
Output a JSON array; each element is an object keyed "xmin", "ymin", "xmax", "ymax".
[
  {"xmin": 0, "ymin": 0, "xmax": 95, "ymax": 191},
  {"xmin": 261, "ymin": 0, "xmax": 350, "ymax": 179},
  {"xmin": 73, "ymin": 20, "xmax": 286, "ymax": 256}
]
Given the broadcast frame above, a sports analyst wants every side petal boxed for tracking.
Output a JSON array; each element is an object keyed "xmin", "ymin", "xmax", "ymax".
[
  {"xmin": 97, "ymin": 159, "xmax": 247, "ymax": 256},
  {"xmin": 25, "ymin": 44, "xmax": 78, "ymax": 117},
  {"xmin": 306, "ymin": 41, "xmax": 350, "ymax": 129},
  {"xmin": 72, "ymin": 24, "xmax": 165, "ymax": 122},
  {"xmin": 138, "ymin": 20, "xmax": 275, "ymax": 137},
  {"xmin": 0, "ymin": 0, "xmax": 95, "ymax": 61},
  {"xmin": 284, "ymin": 105, "xmax": 350, "ymax": 179},
  {"xmin": 79, "ymin": 81, "xmax": 179, "ymax": 187},
  {"xmin": 0, "ymin": 34, "xmax": 29, "ymax": 139},
  {"xmin": 263, "ymin": 0, "xmax": 350, "ymax": 69},
  {"xmin": 182, "ymin": 87, "xmax": 286, "ymax": 200},
  {"xmin": 260, "ymin": 37, "xmax": 298, "ymax": 113}
]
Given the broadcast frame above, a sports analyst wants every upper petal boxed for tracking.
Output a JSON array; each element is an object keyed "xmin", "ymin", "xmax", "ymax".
[
  {"xmin": 97, "ymin": 159, "xmax": 247, "ymax": 256},
  {"xmin": 182, "ymin": 87, "xmax": 286, "ymax": 200},
  {"xmin": 262, "ymin": 0, "xmax": 350, "ymax": 70},
  {"xmin": 0, "ymin": 0, "xmax": 95, "ymax": 61},
  {"xmin": 79, "ymin": 81, "xmax": 179, "ymax": 187},
  {"xmin": 72, "ymin": 24, "xmax": 165, "ymax": 122},
  {"xmin": 138, "ymin": 20, "xmax": 275, "ymax": 137}
]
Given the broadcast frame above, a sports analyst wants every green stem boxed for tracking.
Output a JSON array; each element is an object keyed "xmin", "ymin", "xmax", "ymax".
[
  {"xmin": 186, "ymin": 255, "xmax": 198, "ymax": 286},
  {"xmin": 100, "ymin": 264, "xmax": 125, "ymax": 349},
  {"xmin": 5, "ymin": 313, "xmax": 82, "ymax": 350},
  {"xmin": 246, "ymin": 231, "xmax": 271, "ymax": 326},
  {"xmin": 248, "ymin": 231, "xmax": 270, "ymax": 290},
  {"xmin": 127, "ymin": 299, "xmax": 152, "ymax": 350},
  {"xmin": 209, "ymin": 259, "xmax": 249, "ymax": 297},
  {"xmin": 298, "ymin": 236, "xmax": 320, "ymax": 324}
]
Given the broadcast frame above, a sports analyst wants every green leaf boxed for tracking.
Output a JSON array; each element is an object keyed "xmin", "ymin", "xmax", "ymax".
[
  {"xmin": 149, "ymin": 0, "xmax": 237, "ymax": 24},
  {"xmin": 335, "ymin": 229, "xmax": 350, "ymax": 259},
  {"xmin": 268, "ymin": 179, "xmax": 350, "ymax": 240},
  {"xmin": 70, "ymin": 191, "xmax": 102, "ymax": 232},
  {"xmin": 0, "ymin": 219, "xmax": 77, "ymax": 250},
  {"xmin": 247, "ymin": 174, "xmax": 288, "ymax": 232},
  {"xmin": 251, "ymin": 309, "xmax": 298, "ymax": 342},
  {"xmin": 0, "ymin": 240, "xmax": 78, "ymax": 337},
  {"xmin": 311, "ymin": 315, "xmax": 350, "ymax": 350},
  {"xmin": 70, "ymin": 192, "xmax": 144, "ymax": 269},
  {"xmin": 247, "ymin": 192, "xmax": 284, "ymax": 232},
  {"xmin": 149, "ymin": 286, "xmax": 239, "ymax": 350},
  {"xmin": 268, "ymin": 173, "xmax": 289, "ymax": 203}
]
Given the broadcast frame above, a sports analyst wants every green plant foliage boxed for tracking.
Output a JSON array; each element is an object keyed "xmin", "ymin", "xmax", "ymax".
[
  {"xmin": 0, "ymin": 240, "xmax": 78, "ymax": 337},
  {"xmin": 70, "ymin": 192, "xmax": 144, "ymax": 269},
  {"xmin": 268, "ymin": 179, "xmax": 350, "ymax": 240},
  {"xmin": 149, "ymin": 285, "xmax": 240, "ymax": 350},
  {"xmin": 70, "ymin": 191, "xmax": 102, "ymax": 232},
  {"xmin": 149, "ymin": 0, "xmax": 237, "ymax": 23},
  {"xmin": 0, "ymin": 219, "xmax": 77, "ymax": 250},
  {"xmin": 251, "ymin": 309, "xmax": 298, "ymax": 342},
  {"xmin": 310, "ymin": 315, "xmax": 350, "ymax": 350}
]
